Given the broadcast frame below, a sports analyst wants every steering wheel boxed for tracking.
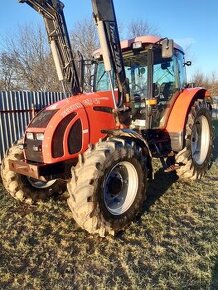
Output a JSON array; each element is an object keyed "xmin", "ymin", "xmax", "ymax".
[
  {"xmin": 133, "ymin": 84, "xmax": 147, "ymax": 96},
  {"xmin": 153, "ymin": 82, "xmax": 161, "ymax": 98}
]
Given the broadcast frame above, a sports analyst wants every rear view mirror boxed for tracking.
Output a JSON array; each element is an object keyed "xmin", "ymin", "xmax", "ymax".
[
  {"xmin": 162, "ymin": 39, "xmax": 174, "ymax": 59},
  {"xmin": 184, "ymin": 61, "xmax": 192, "ymax": 66}
]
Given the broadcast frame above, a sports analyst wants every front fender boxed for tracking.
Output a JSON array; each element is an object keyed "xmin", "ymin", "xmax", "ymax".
[{"xmin": 102, "ymin": 128, "xmax": 153, "ymax": 179}]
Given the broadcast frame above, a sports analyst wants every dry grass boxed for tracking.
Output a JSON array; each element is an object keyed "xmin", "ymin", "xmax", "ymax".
[{"xmin": 0, "ymin": 121, "xmax": 217, "ymax": 290}]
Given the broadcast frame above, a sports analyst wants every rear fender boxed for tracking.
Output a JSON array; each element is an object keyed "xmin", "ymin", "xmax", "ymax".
[{"xmin": 165, "ymin": 87, "xmax": 210, "ymax": 151}]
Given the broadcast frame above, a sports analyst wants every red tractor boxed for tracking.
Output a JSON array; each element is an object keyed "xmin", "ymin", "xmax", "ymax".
[{"xmin": 1, "ymin": 0, "xmax": 214, "ymax": 236}]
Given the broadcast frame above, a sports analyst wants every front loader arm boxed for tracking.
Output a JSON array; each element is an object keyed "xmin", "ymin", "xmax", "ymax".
[
  {"xmin": 19, "ymin": 0, "xmax": 81, "ymax": 95},
  {"xmin": 91, "ymin": 0, "xmax": 129, "ymax": 107}
]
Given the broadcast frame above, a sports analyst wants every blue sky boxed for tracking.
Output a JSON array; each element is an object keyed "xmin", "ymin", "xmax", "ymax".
[{"xmin": 0, "ymin": 0, "xmax": 218, "ymax": 80}]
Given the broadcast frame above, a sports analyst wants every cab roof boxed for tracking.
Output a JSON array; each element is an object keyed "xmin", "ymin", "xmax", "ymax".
[{"xmin": 93, "ymin": 35, "xmax": 184, "ymax": 57}]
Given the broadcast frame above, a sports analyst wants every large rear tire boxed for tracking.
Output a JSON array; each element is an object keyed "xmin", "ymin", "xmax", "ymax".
[
  {"xmin": 1, "ymin": 140, "xmax": 66, "ymax": 204},
  {"xmin": 67, "ymin": 139, "xmax": 147, "ymax": 237},
  {"xmin": 175, "ymin": 100, "xmax": 213, "ymax": 179}
]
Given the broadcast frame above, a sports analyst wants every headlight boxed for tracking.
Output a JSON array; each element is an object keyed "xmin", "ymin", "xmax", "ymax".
[
  {"xmin": 35, "ymin": 133, "xmax": 44, "ymax": 141},
  {"xmin": 26, "ymin": 132, "xmax": 34, "ymax": 140}
]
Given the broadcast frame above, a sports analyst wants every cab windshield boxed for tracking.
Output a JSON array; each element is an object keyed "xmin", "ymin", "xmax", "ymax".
[
  {"xmin": 94, "ymin": 53, "xmax": 149, "ymax": 95},
  {"xmin": 94, "ymin": 49, "xmax": 186, "ymax": 101}
]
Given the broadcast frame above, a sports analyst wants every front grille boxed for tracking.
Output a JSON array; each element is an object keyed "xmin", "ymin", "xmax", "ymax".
[{"xmin": 25, "ymin": 139, "xmax": 43, "ymax": 163}]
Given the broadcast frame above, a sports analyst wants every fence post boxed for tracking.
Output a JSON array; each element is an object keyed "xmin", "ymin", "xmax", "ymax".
[{"xmin": 31, "ymin": 103, "xmax": 36, "ymax": 119}]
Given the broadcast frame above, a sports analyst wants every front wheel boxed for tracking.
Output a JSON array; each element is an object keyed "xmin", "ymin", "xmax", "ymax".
[
  {"xmin": 67, "ymin": 139, "xmax": 148, "ymax": 237},
  {"xmin": 175, "ymin": 100, "xmax": 214, "ymax": 179},
  {"xmin": 1, "ymin": 140, "xmax": 66, "ymax": 203}
]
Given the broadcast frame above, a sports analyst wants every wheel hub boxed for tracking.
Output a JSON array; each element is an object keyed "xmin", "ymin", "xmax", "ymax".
[
  {"xmin": 107, "ymin": 173, "xmax": 123, "ymax": 196},
  {"xmin": 103, "ymin": 161, "xmax": 139, "ymax": 216}
]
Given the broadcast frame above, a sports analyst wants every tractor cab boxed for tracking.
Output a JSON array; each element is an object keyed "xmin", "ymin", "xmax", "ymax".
[{"xmin": 92, "ymin": 36, "xmax": 188, "ymax": 129}]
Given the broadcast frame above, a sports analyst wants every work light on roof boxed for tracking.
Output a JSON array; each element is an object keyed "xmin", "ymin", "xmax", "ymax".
[{"xmin": 132, "ymin": 41, "xmax": 143, "ymax": 50}]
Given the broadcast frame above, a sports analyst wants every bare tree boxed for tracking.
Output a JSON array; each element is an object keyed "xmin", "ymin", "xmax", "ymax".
[
  {"xmin": 0, "ymin": 19, "xmax": 98, "ymax": 92},
  {"xmin": 191, "ymin": 72, "xmax": 208, "ymax": 87},
  {"xmin": 70, "ymin": 18, "xmax": 99, "ymax": 91},
  {"xmin": 127, "ymin": 19, "xmax": 159, "ymax": 38},
  {"xmin": 0, "ymin": 17, "xmax": 160, "ymax": 93},
  {"xmin": 191, "ymin": 71, "xmax": 218, "ymax": 96},
  {"xmin": 0, "ymin": 24, "xmax": 60, "ymax": 91},
  {"xmin": 0, "ymin": 53, "xmax": 17, "ymax": 90},
  {"xmin": 71, "ymin": 18, "xmax": 99, "ymax": 59},
  {"xmin": 209, "ymin": 72, "xmax": 218, "ymax": 96}
]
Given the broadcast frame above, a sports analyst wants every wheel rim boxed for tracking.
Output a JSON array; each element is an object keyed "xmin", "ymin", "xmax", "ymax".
[
  {"xmin": 103, "ymin": 161, "xmax": 139, "ymax": 216},
  {"xmin": 27, "ymin": 177, "xmax": 56, "ymax": 189},
  {"xmin": 191, "ymin": 115, "xmax": 210, "ymax": 165}
]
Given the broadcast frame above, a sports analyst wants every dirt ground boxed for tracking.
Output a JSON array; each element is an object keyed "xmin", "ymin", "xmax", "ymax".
[{"xmin": 0, "ymin": 121, "xmax": 217, "ymax": 290}]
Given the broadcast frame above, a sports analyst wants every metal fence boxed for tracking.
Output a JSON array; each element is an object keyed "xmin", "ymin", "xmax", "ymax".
[{"xmin": 0, "ymin": 91, "xmax": 66, "ymax": 162}]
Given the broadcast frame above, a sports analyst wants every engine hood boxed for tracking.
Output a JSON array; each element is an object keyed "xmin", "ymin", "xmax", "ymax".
[{"xmin": 24, "ymin": 91, "xmax": 116, "ymax": 163}]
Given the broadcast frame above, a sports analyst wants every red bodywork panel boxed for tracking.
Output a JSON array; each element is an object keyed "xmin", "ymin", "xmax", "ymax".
[
  {"xmin": 25, "ymin": 91, "xmax": 116, "ymax": 164},
  {"xmin": 23, "ymin": 87, "xmax": 208, "ymax": 165},
  {"xmin": 165, "ymin": 87, "xmax": 206, "ymax": 134}
]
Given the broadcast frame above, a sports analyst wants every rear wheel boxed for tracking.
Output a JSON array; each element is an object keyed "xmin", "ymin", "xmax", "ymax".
[
  {"xmin": 1, "ymin": 140, "xmax": 66, "ymax": 204},
  {"xmin": 175, "ymin": 100, "xmax": 213, "ymax": 179},
  {"xmin": 67, "ymin": 139, "xmax": 147, "ymax": 237}
]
